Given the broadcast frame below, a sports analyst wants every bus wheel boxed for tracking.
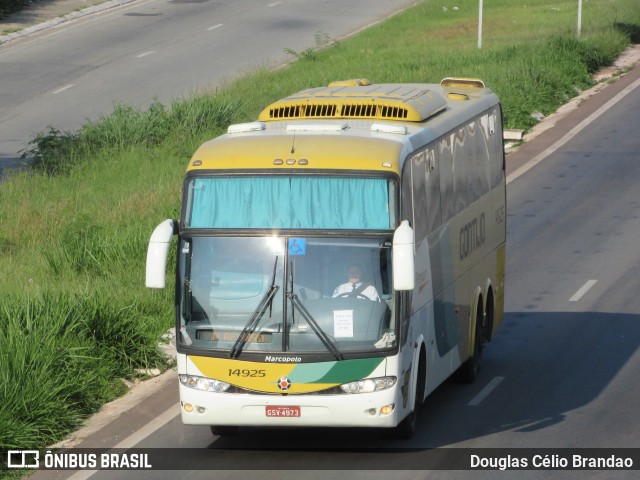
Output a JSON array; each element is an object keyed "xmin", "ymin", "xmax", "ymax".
[
  {"xmin": 394, "ymin": 351, "xmax": 426, "ymax": 439},
  {"xmin": 457, "ymin": 303, "xmax": 484, "ymax": 383},
  {"xmin": 394, "ymin": 405, "xmax": 417, "ymax": 439},
  {"xmin": 210, "ymin": 425, "xmax": 239, "ymax": 436}
]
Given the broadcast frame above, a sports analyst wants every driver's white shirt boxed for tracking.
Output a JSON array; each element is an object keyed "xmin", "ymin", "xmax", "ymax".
[{"xmin": 332, "ymin": 282, "xmax": 381, "ymax": 301}]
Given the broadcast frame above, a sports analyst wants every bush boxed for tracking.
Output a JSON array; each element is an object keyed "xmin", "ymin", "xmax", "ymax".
[
  {"xmin": 21, "ymin": 94, "xmax": 241, "ymax": 175},
  {"xmin": 0, "ymin": 293, "xmax": 170, "ymax": 448},
  {"xmin": 0, "ymin": 0, "xmax": 32, "ymax": 20}
]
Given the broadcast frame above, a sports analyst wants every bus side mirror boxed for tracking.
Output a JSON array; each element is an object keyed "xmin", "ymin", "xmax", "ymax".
[
  {"xmin": 146, "ymin": 219, "xmax": 177, "ymax": 289},
  {"xmin": 392, "ymin": 220, "xmax": 415, "ymax": 291}
]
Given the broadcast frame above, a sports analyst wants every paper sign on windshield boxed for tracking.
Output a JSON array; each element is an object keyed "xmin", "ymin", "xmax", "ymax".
[{"xmin": 333, "ymin": 310, "xmax": 354, "ymax": 338}]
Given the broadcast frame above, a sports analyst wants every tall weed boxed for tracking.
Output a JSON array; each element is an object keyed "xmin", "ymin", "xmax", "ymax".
[
  {"xmin": 0, "ymin": 293, "xmax": 169, "ymax": 448},
  {"xmin": 22, "ymin": 94, "xmax": 240, "ymax": 175}
]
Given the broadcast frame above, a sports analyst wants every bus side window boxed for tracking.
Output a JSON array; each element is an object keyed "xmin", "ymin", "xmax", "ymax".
[
  {"xmin": 452, "ymin": 129, "xmax": 468, "ymax": 214},
  {"xmin": 479, "ymin": 116, "xmax": 493, "ymax": 195},
  {"xmin": 488, "ymin": 108, "xmax": 504, "ymax": 188},
  {"xmin": 466, "ymin": 119, "xmax": 491, "ymax": 203},
  {"xmin": 410, "ymin": 151, "xmax": 429, "ymax": 243},
  {"xmin": 439, "ymin": 136, "xmax": 455, "ymax": 223},
  {"xmin": 425, "ymin": 149, "xmax": 441, "ymax": 233}
]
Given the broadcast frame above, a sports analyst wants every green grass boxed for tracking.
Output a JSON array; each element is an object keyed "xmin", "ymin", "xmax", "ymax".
[
  {"xmin": 0, "ymin": 293, "xmax": 168, "ymax": 448},
  {"xmin": 0, "ymin": 0, "xmax": 639, "ymax": 452}
]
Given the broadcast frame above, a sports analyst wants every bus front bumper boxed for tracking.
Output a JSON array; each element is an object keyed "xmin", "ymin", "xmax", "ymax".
[{"xmin": 179, "ymin": 385, "xmax": 404, "ymax": 428}]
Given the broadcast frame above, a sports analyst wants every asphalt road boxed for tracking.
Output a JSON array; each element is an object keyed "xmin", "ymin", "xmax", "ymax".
[
  {"xmin": 0, "ymin": 0, "xmax": 417, "ymax": 173},
  {"xmin": 24, "ymin": 61, "xmax": 640, "ymax": 480}
]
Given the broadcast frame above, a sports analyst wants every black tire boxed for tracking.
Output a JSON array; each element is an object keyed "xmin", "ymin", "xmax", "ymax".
[
  {"xmin": 210, "ymin": 425, "xmax": 239, "ymax": 436},
  {"xmin": 485, "ymin": 290, "xmax": 495, "ymax": 342},
  {"xmin": 457, "ymin": 302, "xmax": 484, "ymax": 384},
  {"xmin": 394, "ymin": 406, "xmax": 417, "ymax": 439}
]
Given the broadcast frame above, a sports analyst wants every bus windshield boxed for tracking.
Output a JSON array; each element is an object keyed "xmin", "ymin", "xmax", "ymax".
[
  {"xmin": 184, "ymin": 176, "xmax": 396, "ymax": 230},
  {"xmin": 178, "ymin": 236, "xmax": 396, "ymax": 356}
]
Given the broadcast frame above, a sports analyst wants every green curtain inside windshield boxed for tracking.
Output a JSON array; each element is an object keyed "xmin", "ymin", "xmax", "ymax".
[{"xmin": 187, "ymin": 177, "xmax": 390, "ymax": 229}]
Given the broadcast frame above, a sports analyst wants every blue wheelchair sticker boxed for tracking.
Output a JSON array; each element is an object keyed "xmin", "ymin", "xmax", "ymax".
[{"xmin": 288, "ymin": 238, "xmax": 306, "ymax": 256}]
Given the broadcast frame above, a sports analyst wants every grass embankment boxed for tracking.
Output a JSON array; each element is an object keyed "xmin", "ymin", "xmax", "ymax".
[{"xmin": 1, "ymin": 0, "xmax": 639, "ymax": 452}]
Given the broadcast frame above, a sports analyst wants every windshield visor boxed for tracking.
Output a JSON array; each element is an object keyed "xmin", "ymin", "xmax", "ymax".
[
  {"xmin": 184, "ymin": 176, "xmax": 396, "ymax": 229},
  {"xmin": 178, "ymin": 236, "xmax": 396, "ymax": 356}
]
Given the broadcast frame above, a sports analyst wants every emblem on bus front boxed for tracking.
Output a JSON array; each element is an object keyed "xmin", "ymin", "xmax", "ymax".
[{"xmin": 277, "ymin": 377, "xmax": 292, "ymax": 391}]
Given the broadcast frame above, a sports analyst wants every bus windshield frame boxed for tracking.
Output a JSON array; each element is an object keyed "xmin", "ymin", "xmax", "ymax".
[{"xmin": 176, "ymin": 234, "xmax": 399, "ymax": 360}]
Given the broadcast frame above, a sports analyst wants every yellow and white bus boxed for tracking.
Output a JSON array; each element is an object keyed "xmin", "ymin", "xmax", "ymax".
[{"xmin": 146, "ymin": 78, "xmax": 506, "ymax": 437}]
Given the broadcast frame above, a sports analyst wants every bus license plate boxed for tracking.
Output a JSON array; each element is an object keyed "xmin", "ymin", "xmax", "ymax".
[{"xmin": 265, "ymin": 406, "xmax": 301, "ymax": 417}]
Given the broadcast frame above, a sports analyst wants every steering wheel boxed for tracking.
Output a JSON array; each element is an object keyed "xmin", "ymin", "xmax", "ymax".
[{"xmin": 337, "ymin": 292, "xmax": 370, "ymax": 301}]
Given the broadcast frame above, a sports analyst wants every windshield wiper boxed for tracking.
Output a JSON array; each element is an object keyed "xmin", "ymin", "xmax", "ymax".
[
  {"xmin": 287, "ymin": 292, "xmax": 344, "ymax": 361},
  {"xmin": 230, "ymin": 257, "xmax": 279, "ymax": 359}
]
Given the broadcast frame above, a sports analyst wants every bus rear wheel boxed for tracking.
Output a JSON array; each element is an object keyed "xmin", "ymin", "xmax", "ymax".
[{"xmin": 457, "ymin": 302, "xmax": 484, "ymax": 383}]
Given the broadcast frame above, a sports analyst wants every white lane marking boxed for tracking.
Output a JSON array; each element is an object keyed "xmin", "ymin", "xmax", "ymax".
[
  {"xmin": 135, "ymin": 50, "xmax": 156, "ymax": 58},
  {"xmin": 569, "ymin": 279, "xmax": 598, "ymax": 302},
  {"xmin": 506, "ymin": 77, "xmax": 640, "ymax": 185},
  {"xmin": 468, "ymin": 376, "xmax": 504, "ymax": 406},
  {"xmin": 51, "ymin": 84, "xmax": 76, "ymax": 94},
  {"xmin": 66, "ymin": 405, "xmax": 179, "ymax": 480},
  {"xmin": 112, "ymin": 405, "xmax": 179, "ymax": 448},
  {"xmin": 207, "ymin": 23, "xmax": 223, "ymax": 31},
  {"xmin": 267, "ymin": 1, "xmax": 282, "ymax": 7}
]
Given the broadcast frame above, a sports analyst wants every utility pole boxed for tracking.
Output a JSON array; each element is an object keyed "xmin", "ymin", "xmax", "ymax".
[
  {"xmin": 478, "ymin": 0, "xmax": 484, "ymax": 48},
  {"xmin": 577, "ymin": 0, "xmax": 583, "ymax": 38}
]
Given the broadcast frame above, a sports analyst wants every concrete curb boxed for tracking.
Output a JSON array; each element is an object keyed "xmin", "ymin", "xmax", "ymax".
[{"xmin": 0, "ymin": 0, "xmax": 135, "ymax": 45}]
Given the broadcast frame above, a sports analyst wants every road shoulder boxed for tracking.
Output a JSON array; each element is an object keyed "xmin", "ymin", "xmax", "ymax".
[{"xmin": 0, "ymin": 0, "xmax": 134, "ymax": 43}]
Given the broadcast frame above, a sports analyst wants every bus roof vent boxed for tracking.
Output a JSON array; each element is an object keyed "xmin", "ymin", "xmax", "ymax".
[
  {"xmin": 328, "ymin": 79, "xmax": 372, "ymax": 87},
  {"xmin": 440, "ymin": 77, "xmax": 485, "ymax": 89},
  {"xmin": 259, "ymin": 83, "xmax": 447, "ymax": 122}
]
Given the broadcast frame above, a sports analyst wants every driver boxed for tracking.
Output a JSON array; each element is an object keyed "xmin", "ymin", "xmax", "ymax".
[{"xmin": 332, "ymin": 264, "xmax": 381, "ymax": 302}]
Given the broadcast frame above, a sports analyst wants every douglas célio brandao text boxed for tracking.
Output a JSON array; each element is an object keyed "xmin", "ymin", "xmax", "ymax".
[{"xmin": 470, "ymin": 453, "xmax": 634, "ymax": 470}]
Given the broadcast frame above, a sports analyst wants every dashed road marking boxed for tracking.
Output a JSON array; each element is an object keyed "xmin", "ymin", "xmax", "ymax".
[
  {"xmin": 52, "ymin": 84, "xmax": 76, "ymax": 94},
  {"xmin": 569, "ymin": 279, "xmax": 598, "ymax": 302},
  {"xmin": 468, "ymin": 376, "xmax": 505, "ymax": 406}
]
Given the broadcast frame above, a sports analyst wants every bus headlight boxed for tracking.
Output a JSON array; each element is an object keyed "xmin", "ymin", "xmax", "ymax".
[
  {"xmin": 340, "ymin": 376, "xmax": 397, "ymax": 394},
  {"xmin": 179, "ymin": 374, "xmax": 230, "ymax": 393}
]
